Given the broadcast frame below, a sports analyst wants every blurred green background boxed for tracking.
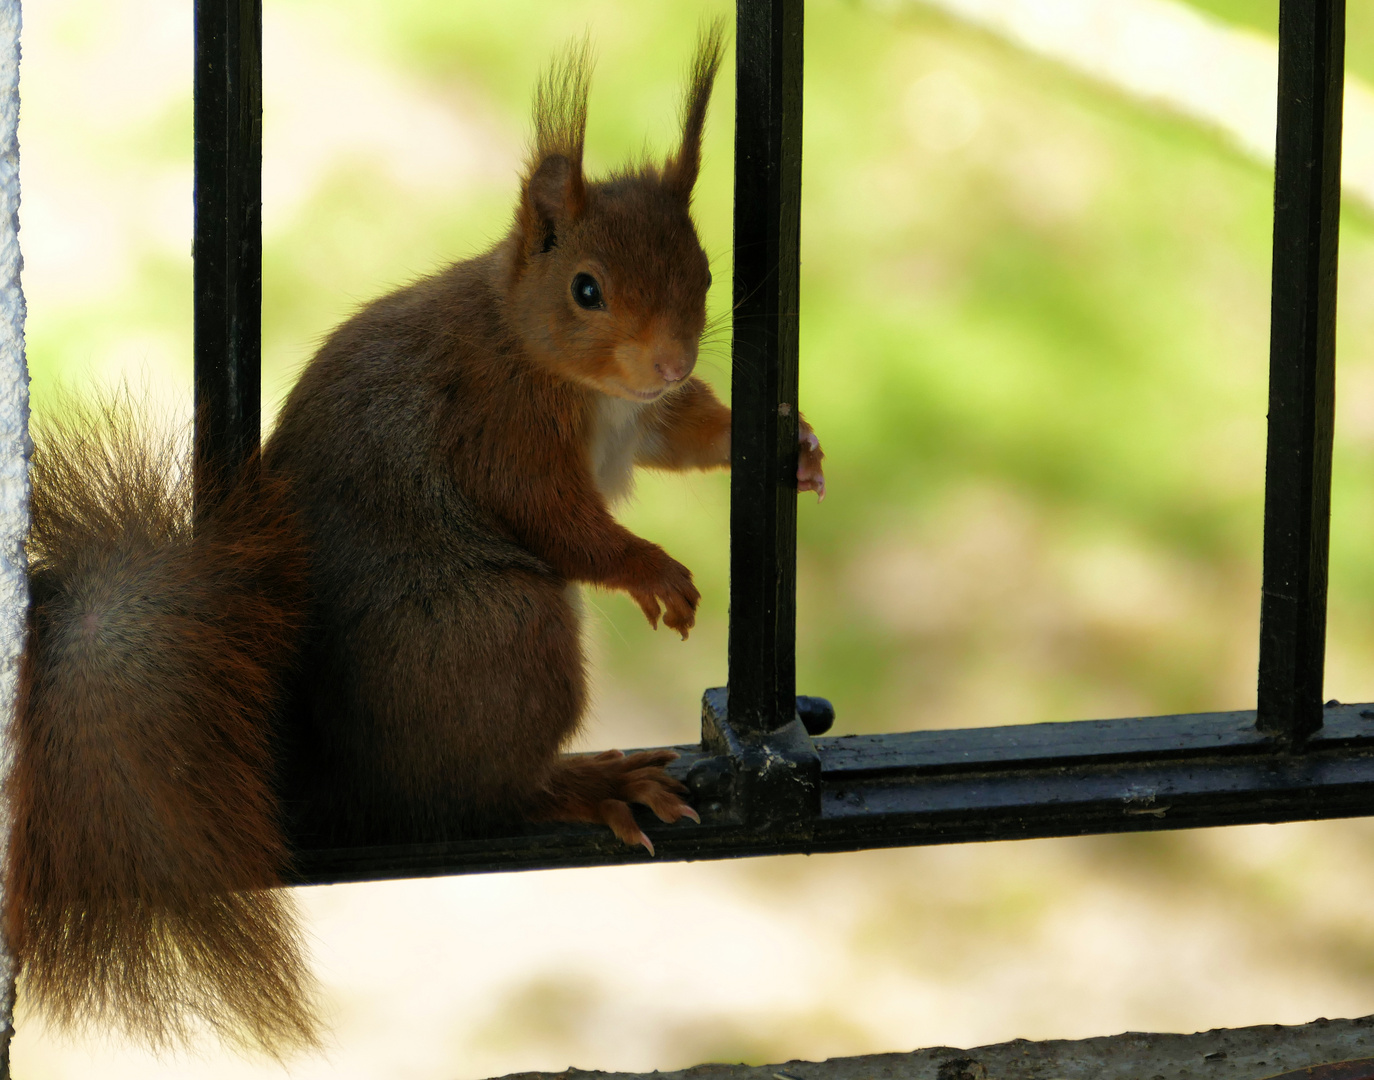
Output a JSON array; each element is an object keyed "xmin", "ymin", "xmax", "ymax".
[
  {"xmin": 29, "ymin": 0, "xmax": 1374, "ymax": 736},
  {"xmin": 18, "ymin": 1, "xmax": 1374, "ymax": 1077}
]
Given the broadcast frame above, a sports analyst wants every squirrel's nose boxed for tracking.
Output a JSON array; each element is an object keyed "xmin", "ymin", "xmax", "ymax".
[{"xmin": 653, "ymin": 351, "xmax": 694, "ymax": 385}]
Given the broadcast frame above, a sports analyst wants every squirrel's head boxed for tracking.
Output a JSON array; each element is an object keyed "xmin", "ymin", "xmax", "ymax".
[{"xmin": 506, "ymin": 26, "xmax": 725, "ymax": 403}]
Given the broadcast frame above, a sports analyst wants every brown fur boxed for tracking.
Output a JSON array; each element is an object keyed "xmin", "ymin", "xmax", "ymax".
[{"xmin": 5, "ymin": 403, "xmax": 319, "ymax": 1053}]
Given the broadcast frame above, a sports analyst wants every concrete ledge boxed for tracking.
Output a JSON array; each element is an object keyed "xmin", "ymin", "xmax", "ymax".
[{"xmin": 500, "ymin": 1015, "xmax": 1374, "ymax": 1080}]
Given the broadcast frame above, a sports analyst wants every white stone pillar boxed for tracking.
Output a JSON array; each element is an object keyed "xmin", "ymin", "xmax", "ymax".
[{"xmin": 0, "ymin": 1, "xmax": 27, "ymax": 1075}]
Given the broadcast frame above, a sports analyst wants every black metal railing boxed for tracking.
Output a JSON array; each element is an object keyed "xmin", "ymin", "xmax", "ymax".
[
  {"xmin": 190, "ymin": 0, "xmax": 1374, "ymax": 887},
  {"xmin": 193, "ymin": 0, "xmax": 261, "ymax": 506},
  {"xmin": 1258, "ymin": 0, "xmax": 1345, "ymax": 742}
]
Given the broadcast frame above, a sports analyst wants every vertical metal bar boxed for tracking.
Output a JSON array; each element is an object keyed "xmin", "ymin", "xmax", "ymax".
[
  {"xmin": 1257, "ymin": 0, "xmax": 1345, "ymax": 742},
  {"xmin": 193, "ymin": 0, "xmax": 262, "ymax": 504},
  {"xmin": 728, "ymin": 0, "xmax": 803, "ymax": 736}
]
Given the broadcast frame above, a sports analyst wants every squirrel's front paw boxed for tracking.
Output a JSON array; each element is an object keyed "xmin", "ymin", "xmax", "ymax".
[
  {"xmin": 623, "ymin": 547, "xmax": 700, "ymax": 638},
  {"xmin": 798, "ymin": 417, "xmax": 826, "ymax": 501}
]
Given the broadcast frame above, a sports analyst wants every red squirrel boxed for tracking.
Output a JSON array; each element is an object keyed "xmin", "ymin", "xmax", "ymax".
[{"xmin": 4, "ymin": 26, "xmax": 825, "ymax": 1055}]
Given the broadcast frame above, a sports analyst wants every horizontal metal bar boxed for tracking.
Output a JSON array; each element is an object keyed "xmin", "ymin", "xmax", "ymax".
[
  {"xmin": 288, "ymin": 703, "xmax": 1374, "ymax": 886},
  {"xmin": 818, "ymin": 705, "xmax": 1374, "ymax": 778}
]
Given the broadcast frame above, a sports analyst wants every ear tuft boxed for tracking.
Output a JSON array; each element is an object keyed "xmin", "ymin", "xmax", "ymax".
[
  {"xmin": 665, "ymin": 20, "xmax": 728, "ymax": 202},
  {"xmin": 518, "ymin": 39, "xmax": 592, "ymax": 255}
]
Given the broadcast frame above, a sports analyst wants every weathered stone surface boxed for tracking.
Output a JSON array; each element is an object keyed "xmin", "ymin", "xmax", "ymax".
[{"xmin": 496, "ymin": 1015, "xmax": 1374, "ymax": 1080}]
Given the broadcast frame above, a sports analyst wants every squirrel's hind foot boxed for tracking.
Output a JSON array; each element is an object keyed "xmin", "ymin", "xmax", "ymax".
[{"xmin": 535, "ymin": 749, "xmax": 699, "ymax": 855}]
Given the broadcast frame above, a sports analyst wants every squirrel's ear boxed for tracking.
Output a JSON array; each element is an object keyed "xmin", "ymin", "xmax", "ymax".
[
  {"xmin": 664, "ymin": 21, "xmax": 727, "ymax": 202},
  {"xmin": 521, "ymin": 152, "xmax": 586, "ymax": 254},
  {"xmin": 518, "ymin": 41, "xmax": 592, "ymax": 258}
]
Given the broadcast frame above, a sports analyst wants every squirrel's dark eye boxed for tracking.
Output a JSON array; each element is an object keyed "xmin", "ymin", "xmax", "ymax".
[
  {"xmin": 571, "ymin": 273, "xmax": 605, "ymax": 310},
  {"xmin": 706, "ymin": 270, "xmax": 713, "ymax": 289}
]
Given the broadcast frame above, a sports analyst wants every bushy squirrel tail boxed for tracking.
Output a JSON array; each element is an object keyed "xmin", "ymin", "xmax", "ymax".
[{"xmin": 3, "ymin": 404, "xmax": 321, "ymax": 1054}]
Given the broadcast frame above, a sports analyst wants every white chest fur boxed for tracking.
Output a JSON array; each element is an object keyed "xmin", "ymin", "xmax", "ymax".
[{"xmin": 588, "ymin": 395, "xmax": 647, "ymax": 504}]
